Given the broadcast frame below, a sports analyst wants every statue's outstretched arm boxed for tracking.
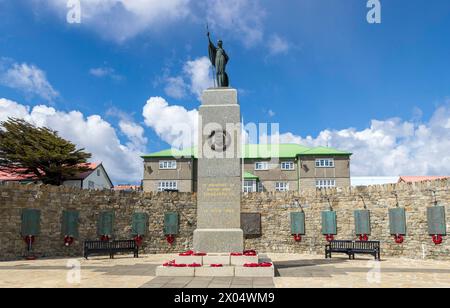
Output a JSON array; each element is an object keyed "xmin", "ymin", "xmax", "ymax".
[{"xmin": 207, "ymin": 33, "xmax": 217, "ymax": 66}]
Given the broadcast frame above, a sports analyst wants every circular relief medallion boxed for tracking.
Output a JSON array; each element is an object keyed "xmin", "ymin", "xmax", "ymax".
[{"xmin": 208, "ymin": 129, "xmax": 232, "ymax": 152}]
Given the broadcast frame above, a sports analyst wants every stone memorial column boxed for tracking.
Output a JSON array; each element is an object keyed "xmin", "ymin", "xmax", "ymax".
[{"xmin": 193, "ymin": 88, "xmax": 244, "ymax": 253}]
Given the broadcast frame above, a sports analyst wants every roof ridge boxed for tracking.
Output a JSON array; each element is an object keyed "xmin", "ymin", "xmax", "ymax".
[{"xmin": 142, "ymin": 143, "xmax": 352, "ymax": 158}]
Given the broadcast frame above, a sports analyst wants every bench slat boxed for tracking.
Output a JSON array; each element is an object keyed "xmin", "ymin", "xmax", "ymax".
[
  {"xmin": 326, "ymin": 240, "xmax": 380, "ymax": 261},
  {"xmin": 84, "ymin": 240, "xmax": 138, "ymax": 259}
]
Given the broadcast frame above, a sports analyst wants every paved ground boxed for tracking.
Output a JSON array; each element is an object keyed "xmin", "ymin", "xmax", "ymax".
[
  {"xmin": 140, "ymin": 277, "xmax": 275, "ymax": 288},
  {"xmin": 0, "ymin": 253, "xmax": 449, "ymax": 288}
]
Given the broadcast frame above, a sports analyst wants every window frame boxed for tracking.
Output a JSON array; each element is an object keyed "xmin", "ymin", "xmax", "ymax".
[
  {"xmin": 159, "ymin": 160, "xmax": 177, "ymax": 170},
  {"xmin": 255, "ymin": 161, "xmax": 269, "ymax": 171},
  {"xmin": 257, "ymin": 182, "xmax": 265, "ymax": 193},
  {"xmin": 281, "ymin": 161, "xmax": 295, "ymax": 171},
  {"xmin": 242, "ymin": 180, "xmax": 257, "ymax": 193},
  {"xmin": 158, "ymin": 181, "xmax": 178, "ymax": 192},
  {"xmin": 315, "ymin": 158, "xmax": 335, "ymax": 168},
  {"xmin": 275, "ymin": 182, "xmax": 289, "ymax": 192},
  {"xmin": 315, "ymin": 179, "xmax": 336, "ymax": 189},
  {"xmin": 88, "ymin": 181, "xmax": 95, "ymax": 190}
]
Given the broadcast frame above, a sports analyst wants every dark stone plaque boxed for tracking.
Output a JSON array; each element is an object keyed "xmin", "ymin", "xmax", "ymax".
[{"xmin": 241, "ymin": 213, "xmax": 261, "ymax": 236}]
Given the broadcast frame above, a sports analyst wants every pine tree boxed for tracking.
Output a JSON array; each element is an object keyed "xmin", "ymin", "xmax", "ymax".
[{"xmin": 0, "ymin": 118, "xmax": 92, "ymax": 185}]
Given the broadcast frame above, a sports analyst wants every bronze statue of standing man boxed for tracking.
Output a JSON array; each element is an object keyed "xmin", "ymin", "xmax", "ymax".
[{"xmin": 207, "ymin": 31, "xmax": 229, "ymax": 87}]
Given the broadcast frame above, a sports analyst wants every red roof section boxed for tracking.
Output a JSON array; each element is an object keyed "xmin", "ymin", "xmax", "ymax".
[
  {"xmin": 0, "ymin": 163, "xmax": 99, "ymax": 182},
  {"xmin": 0, "ymin": 169, "xmax": 38, "ymax": 181},
  {"xmin": 114, "ymin": 185, "xmax": 141, "ymax": 191},
  {"xmin": 398, "ymin": 176, "xmax": 449, "ymax": 183},
  {"xmin": 65, "ymin": 163, "xmax": 99, "ymax": 180}
]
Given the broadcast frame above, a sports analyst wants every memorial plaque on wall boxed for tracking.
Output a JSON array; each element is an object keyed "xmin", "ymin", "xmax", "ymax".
[{"xmin": 241, "ymin": 213, "xmax": 261, "ymax": 236}]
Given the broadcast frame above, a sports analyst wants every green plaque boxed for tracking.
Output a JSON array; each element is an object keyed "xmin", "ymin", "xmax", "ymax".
[
  {"xmin": 132, "ymin": 212, "xmax": 149, "ymax": 236},
  {"xmin": 21, "ymin": 209, "xmax": 41, "ymax": 236},
  {"xmin": 290, "ymin": 212, "xmax": 305, "ymax": 235},
  {"xmin": 389, "ymin": 208, "xmax": 406, "ymax": 235},
  {"xmin": 427, "ymin": 206, "xmax": 446, "ymax": 235},
  {"xmin": 164, "ymin": 212, "xmax": 179, "ymax": 235},
  {"xmin": 321, "ymin": 211, "xmax": 337, "ymax": 235},
  {"xmin": 62, "ymin": 210, "xmax": 79, "ymax": 238},
  {"xmin": 354, "ymin": 210, "xmax": 371, "ymax": 235},
  {"xmin": 98, "ymin": 211, "xmax": 114, "ymax": 236}
]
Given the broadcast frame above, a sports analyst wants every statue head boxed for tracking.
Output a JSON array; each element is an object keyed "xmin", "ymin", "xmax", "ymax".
[{"xmin": 218, "ymin": 40, "xmax": 223, "ymax": 48}]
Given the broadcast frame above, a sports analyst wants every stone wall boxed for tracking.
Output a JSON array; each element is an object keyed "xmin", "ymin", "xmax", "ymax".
[
  {"xmin": 0, "ymin": 183, "xmax": 197, "ymax": 260},
  {"xmin": 242, "ymin": 180, "xmax": 449, "ymax": 260},
  {"xmin": 0, "ymin": 180, "xmax": 448, "ymax": 261}
]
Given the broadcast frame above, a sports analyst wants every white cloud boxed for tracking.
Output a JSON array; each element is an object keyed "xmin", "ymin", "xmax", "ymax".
[
  {"xmin": 0, "ymin": 98, "xmax": 144, "ymax": 184},
  {"xmin": 142, "ymin": 97, "xmax": 198, "ymax": 149},
  {"xmin": 206, "ymin": 0, "xmax": 265, "ymax": 47},
  {"xmin": 268, "ymin": 34, "xmax": 290, "ymax": 56},
  {"xmin": 162, "ymin": 57, "xmax": 213, "ymax": 101},
  {"xmin": 89, "ymin": 66, "xmax": 123, "ymax": 81},
  {"xmin": 0, "ymin": 98, "xmax": 30, "ymax": 121},
  {"xmin": 164, "ymin": 76, "xmax": 188, "ymax": 99},
  {"xmin": 273, "ymin": 105, "xmax": 450, "ymax": 176},
  {"xmin": 183, "ymin": 57, "xmax": 214, "ymax": 99},
  {"xmin": 34, "ymin": 0, "xmax": 270, "ymax": 48},
  {"xmin": 40, "ymin": 0, "xmax": 191, "ymax": 42},
  {"xmin": 119, "ymin": 120, "xmax": 148, "ymax": 151},
  {"xmin": 268, "ymin": 109, "xmax": 276, "ymax": 117},
  {"xmin": 0, "ymin": 62, "xmax": 58, "ymax": 101}
]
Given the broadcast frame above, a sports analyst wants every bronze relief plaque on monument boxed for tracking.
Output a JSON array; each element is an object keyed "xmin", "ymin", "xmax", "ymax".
[{"xmin": 241, "ymin": 213, "xmax": 262, "ymax": 237}]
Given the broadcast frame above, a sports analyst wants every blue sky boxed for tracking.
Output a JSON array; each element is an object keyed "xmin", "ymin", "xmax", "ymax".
[{"xmin": 0, "ymin": 0, "xmax": 449, "ymax": 184}]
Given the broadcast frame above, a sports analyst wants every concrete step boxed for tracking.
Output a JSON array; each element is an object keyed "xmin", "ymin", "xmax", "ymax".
[
  {"xmin": 156, "ymin": 265, "xmax": 275, "ymax": 277},
  {"xmin": 173, "ymin": 253, "xmax": 259, "ymax": 266}
]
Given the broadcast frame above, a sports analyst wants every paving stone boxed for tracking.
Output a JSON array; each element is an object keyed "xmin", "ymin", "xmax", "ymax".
[
  {"xmin": 208, "ymin": 284, "xmax": 232, "ymax": 288},
  {"xmin": 212, "ymin": 277, "xmax": 233, "ymax": 283},
  {"xmin": 195, "ymin": 266, "xmax": 234, "ymax": 277},
  {"xmin": 156, "ymin": 266, "xmax": 195, "ymax": 277},
  {"xmin": 162, "ymin": 284, "xmax": 189, "ymax": 288},
  {"xmin": 229, "ymin": 284, "xmax": 253, "ymax": 289},
  {"xmin": 1, "ymin": 253, "xmax": 450, "ymax": 288},
  {"xmin": 235, "ymin": 266, "xmax": 275, "ymax": 277},
  {"xmin": 140, "ymin": 283, "xmax": 167, "ymax": 288}
]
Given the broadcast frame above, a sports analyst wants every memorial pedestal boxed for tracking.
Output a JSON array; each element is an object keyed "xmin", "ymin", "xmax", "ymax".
[{"xmin": 193, "ymin": 88, "xmax": 243, "ymax": 253}]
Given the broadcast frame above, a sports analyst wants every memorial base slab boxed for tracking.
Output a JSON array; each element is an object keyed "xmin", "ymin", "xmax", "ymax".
[
  {"xmin": 193, "ymin": 229, "xmax": 244, "ymax": 253},
  {"xmin": 156, "ymin": 252, "xmax": 275, "ymax": 278}
]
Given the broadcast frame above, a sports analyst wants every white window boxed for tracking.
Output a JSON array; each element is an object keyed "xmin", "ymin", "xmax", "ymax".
[
  {"xmin": 275, "ymin": 182, "xmax": 289, "ymax": 192},
  {"xmin": 257, "ymin": 182, "xmax": 265, "ymax": 193},
  {"xmin": 159, "ymin": 160, "xmax": 177, "ymax": 170},
  {"xmin": 158, "ymin": 181, "xmax": 178, "ymax": 192},
  {"xmin": 255, "ymin": 162, "xmax": 269, "ymax": 171},
  {"xmin": 315, "ymin": 179, "xmax": 336, "ymax": 189},
  {"xmin": 315, "ymin": 158, "xmax": 335, "ymax": 168},
  {"xmin": 88, "ymin": 181, "xmax": 95, "ymax": 189},
  {"xmin": 243, "ymin": 180, "xmax": 257, "ymax": 193},
  {"xmin": 281, "ymin": 161, "xmax": 295, "ymax": 171}
]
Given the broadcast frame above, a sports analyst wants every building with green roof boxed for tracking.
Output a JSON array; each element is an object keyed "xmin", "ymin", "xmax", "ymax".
[{"xmin": 141, "ymin": 144, "xmax": 352, "ymax": 193}]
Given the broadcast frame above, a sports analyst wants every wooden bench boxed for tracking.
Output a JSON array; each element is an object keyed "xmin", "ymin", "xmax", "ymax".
[
  {"xmin": 84, "ymin": 240, "xmax": 139, "ymax": 259},
  {"xmin": 325, "ymin": 240, "xmax": 380, "ymax": 261}
]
